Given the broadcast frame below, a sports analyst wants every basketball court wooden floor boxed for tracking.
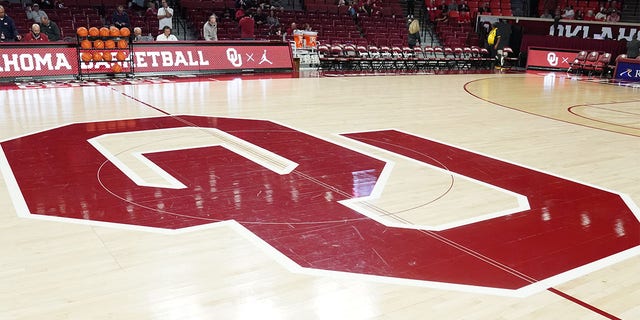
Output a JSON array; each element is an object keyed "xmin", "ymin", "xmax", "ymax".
[{"xmin": 0, "ymin": 71, "xmax": 639, "ymax": 319}]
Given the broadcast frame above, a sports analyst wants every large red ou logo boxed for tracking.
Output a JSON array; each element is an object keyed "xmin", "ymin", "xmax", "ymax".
[{"xmin": 1, "ymin": 116, "xmax": 639, "ymax": 296}]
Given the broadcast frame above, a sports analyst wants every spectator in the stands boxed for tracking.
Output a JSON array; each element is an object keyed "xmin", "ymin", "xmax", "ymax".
[
  {"xmin": 133, "ymin": 26, "xmax": 143, "ymax": 41},
  {"xmin": 254, "ymin": 7, "xmax": 267, "ymax": 25},
  {"xmin": 157, "ymin": 0, "xmax": 173, "ymax": 32},
  {"xmin": 24, "ymin": 23, "xmax": 49, "ymax": 42},
  {"xmin": 238, "ymin": 11, "xmax": 255, "ymax": 40},
  {"xmin": 39, "ymin": 16, "xmax": 60, "ymax": 41},
  {"xmin": 594, "ymin": 7, "xmax": 607, "ymax": 21},
  {"xmin": 285, "ymin": 22, "xmax": 297, "ymax": 39},
  {"xmin": 0, "ymin": 5, "xmax": 22, "ymax": 41},
  {"xmin": 156, "ymin": 25, "xmax": 177, "ymax": 41},
  {"xmin": 607, "ymin": 10, "xmax": 620, "ymax": 22},
  {"xmin": 54, "ymin": 0, "xmax": 66, "ymax": 9},
  {"xmin": 26, "ymin": 4, "xmax": 48, "ymax": 23},
  {"xmin": 145, "ymin": 1, "xmax": 158, "ymax": 18},
  {"xmin": 133, "ymin": 26, "xmax": 154, "ymax": 42},
  {"xmin": 266, "ymin": 9, "xmax": 279, "ymax": 29},
  {"xmin": 203, "ymin": 14, "xmax": 218, "ymax": 41},
  {"xmin": 561, "ymin": 5, "xmax": 574, "ymax": 19},
  {"xmin": 540, "ymin": 9, "xmax": 552, "ymax": 19},
  {"xmin": 583, "ymin": 9, "xmax": 596, "ymax": 21},
  {"xmin": 112, "ymin": 5, "xmax": 131, "ymax": 28}
]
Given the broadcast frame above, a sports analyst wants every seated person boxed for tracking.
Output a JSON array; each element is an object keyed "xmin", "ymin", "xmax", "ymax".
[
  {"xmin": 132, "ymin": 27, "xmax": 154, "ymax": 42},
  {"xmin": 112, "ymin": 5, "xmax": 130, "ymax": 28},
  {"xmin": 23, "ymin": 23, "xmax": 49, "ymax": 42},
  {"xmin": 607, "ymin": 10, "xmax": 620, "ymax": 22},
  {"xmin": 39, "ymin": 16, "xmax": 60, "ymax": 41},
  {"xmin": 561, "ymin": 5, "xmax": 574, "ymax": 19},
  {"xmin": 26, "ymin": 4, "xmax": 48, "ymax": 23},
  {"xmin": 594, "ymin": 7, "xmax": 607, "ymax": 21},
  {"xmin": 156, "ymin": 25, "xmax": 177, "ymax": 41},
  {"xmin": 583, "ymin": 9, "xmax": 596, "ymax": 21}
]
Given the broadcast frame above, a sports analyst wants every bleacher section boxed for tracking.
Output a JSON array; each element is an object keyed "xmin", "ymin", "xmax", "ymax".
[
  {"xmin": 0, "ymin": 0, "xmax": 158, "ymax": 39},
  {"xmin": 0, "ymin": 0, "xmax": 498, "ymax": 46}
]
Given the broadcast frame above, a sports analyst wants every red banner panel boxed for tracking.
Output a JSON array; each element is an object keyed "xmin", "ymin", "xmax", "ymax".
[
  {"xmin": 81, "ymin": 44, "xmax": 293, "ymax": 74},
  {"xmin": 0, "ymin": 42, "xmax": 293, "ymax": 81},
  {"xmin": 0, "ymin": 47, "xmax": 79, "ymax": 78},
  {"xmin": 132, "ymin": 44, "xmax": 293, "ymax": 73},
  {"xmin": 526, "ymin": 47, "xmax": 580, "ymax": 70}
]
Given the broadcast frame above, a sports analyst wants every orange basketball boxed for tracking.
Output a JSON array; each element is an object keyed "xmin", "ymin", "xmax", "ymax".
[
  {"xmin": 76, "ymin": 26, "xmax": 88, "ymax": 37},
  {"xmin": 88, "ymin": 27, "xmax": 99, "ymax": 37},
  {"xmin": 81, "ymin": 52, "xmax": 92, "ymax": 62},
  {"xmin": 119, "ymin": 27, "xmax": 130, "ymax": 37},
  {"xmin": 115, "ymin": 51, "xmax": 127, "ymax": 61},
  {"xmin": 117, "ymin": 39, "xmax": 128, "ymax": 49},
  {"xmin": 92, "ymin": 52, "xmax": 103, "ymax": 62},
  {"xmin": 104, "ymin": 40, "xmax": 115, "ymax": 49},
  {"xmin": 112, "ymin": 63, "xmax": 123, "ymax": 73},
  {"xmin": 93, "ymin": 39, "xmax": 104, "ymax": 49},
  {"xmin": 103, "ymin": 51, "xmax": 113, "ymax": 62},
  {"xmin": 99, "ymin": 27, "xmax": 110, "ymax": 37},
  {"xmin": 109, "ymin": 26, "xmax": 120, "ymax": 37},
  {"xmin": 80, "ymin": 39, "xmax": 92, "ymax": 49}
]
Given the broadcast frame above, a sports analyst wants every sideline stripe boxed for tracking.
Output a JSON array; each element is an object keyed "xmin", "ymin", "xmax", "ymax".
[{"xmin": 548, "ymin": 288, "xmax": 621, "ymax": 320}]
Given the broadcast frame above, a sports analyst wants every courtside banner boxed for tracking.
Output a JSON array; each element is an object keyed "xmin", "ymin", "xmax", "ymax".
[
  {"xmin": 0, "ymin": 46, "xmax": 79, "ymax": 78},
  {"xmin": 526, "ymin": 47, "xmax": 580, "ymax": 70},
  {"xmin": 0, "ymin": 42, "xmax": 293, "ymax": 80},
  {"xmin": 613, "ymin": 58, "xmax": 640, "ymax": 82},
  {"xmin": 130, "ymin": 44, "xmax": 293, "ymax": 73}
]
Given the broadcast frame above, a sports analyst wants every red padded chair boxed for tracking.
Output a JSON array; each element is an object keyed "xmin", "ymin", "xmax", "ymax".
[
  {"xmin": 567, "ymin": 50, "xmax": 588, "ymax": 74},
  {"xmin": 591, "ymin": 52, "xmax": 612, "ymax": 77},
  {"xmin": 580, "ymin": 51, "xmax": 600, "ymax": 75}
]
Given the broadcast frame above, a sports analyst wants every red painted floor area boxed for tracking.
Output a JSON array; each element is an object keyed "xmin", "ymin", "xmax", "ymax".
[
  {"xmin": 345, "ymin": 130, "xmax": 640, "ymax": 281},
  {"xmin": 2, "ymin": 116, "xmax": 638, "ymax": 292}
]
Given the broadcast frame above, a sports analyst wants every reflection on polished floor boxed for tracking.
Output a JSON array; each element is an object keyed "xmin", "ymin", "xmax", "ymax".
[{"xmin": 0, "ymin": 71, "xmax": 639, "ymax": 319}]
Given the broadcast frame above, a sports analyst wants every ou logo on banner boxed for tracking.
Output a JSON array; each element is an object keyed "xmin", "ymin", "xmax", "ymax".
[
  {"xmin": 1, "ymin": 116, "xmax": 639, "ymax": 296},
  {"xmin": 546, "ymin": 52, "xmax": 559, "ymax": 66},
  {"xmin": 226, "ymin": 48, "xmax": 242, "ymax": 67}
]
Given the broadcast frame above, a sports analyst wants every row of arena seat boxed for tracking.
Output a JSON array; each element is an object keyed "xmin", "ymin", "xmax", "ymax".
[
  {"xmin": 567, "ymin": 50, "xmax": 630, "ymax": 77},
  {"xmin": 317, "ymin": 44, "xmax": 512, "ymax": 71}
]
